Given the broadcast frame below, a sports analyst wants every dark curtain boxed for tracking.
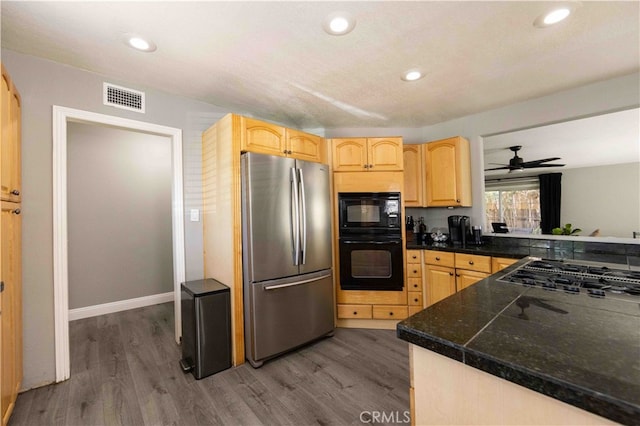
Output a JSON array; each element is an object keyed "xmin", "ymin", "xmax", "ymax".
[{"xmin": 539, "ymin": 173, "xmax": 562, "ymax": 234}]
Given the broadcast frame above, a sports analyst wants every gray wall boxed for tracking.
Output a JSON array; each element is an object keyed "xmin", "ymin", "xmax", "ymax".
[
  {"xmin": 68, "ymin": 122, "xmax": 173, "ymax": 309},
  {"xmin": 1, "ymin": 48, "xmax": 231, "ymax": 389},
  {"xmin": 561, "ymin": 162, "xmax": 640, "ymax": 238}
]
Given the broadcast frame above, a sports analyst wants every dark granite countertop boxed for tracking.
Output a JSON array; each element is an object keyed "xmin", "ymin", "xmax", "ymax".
[
  {"xmin": 406, "ymin": 241, "xmax": 528, "ymax": 259},
  {"xmin": 397, "ymin": 257, "xmax": 640, "ymax": 425}
]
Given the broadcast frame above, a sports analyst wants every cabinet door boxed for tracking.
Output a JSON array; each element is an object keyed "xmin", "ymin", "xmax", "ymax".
[
  {"xmin": 425, "ymin": 265, "xmax": 456, "ymax": 306},
  {"xmin": 492, "ymin": 257, "xmax": 519, "ymax": 273},
  {"xmin": 456, "ymin": 269, "xmax": 489, "ymax": 291},
  {"xmin": 331, "ymin": 138, "xmax": 368, "ymax": 171},
  {"xmin": 368, "ymin": 138, "xmax": 403, "ymax": 171},
  {"xmin": 286, "ymin": 128, "xmax": 326, "ymax": 163},
  {"xmin": 1, "ymin": 69, "xmax": 21, "ymax": 203},
  {"xmin": 1, "ymin": 201, "xmax": 21, "ymax": 424},
  {"xmin": 403, "ymin": 144, "xmax": 423, "ymax": 206},
  {"xmin": 424, "ymin": 137, "xmax": 471, "ymax": 207},
  {"xmin": 241, "ymin": 117, "xmax": 286, "ymax": 156}
]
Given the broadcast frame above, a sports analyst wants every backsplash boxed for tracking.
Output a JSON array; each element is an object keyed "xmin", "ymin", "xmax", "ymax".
[{"xmin": 485, "ymin": 236, "xmax": 640, "ymax": 265}]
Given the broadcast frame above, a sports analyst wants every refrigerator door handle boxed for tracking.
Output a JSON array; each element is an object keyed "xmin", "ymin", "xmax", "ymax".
[
  {"xmin": 298, "ymin": 168, "xmax": 307, "ymax": 265},
  {"xmin": 291, "ymin": 167, "xmax": 300, "ymax": 266},
  {"xmin": 263, "ymin": 272, "xmax": 332, "ymax": 291}
]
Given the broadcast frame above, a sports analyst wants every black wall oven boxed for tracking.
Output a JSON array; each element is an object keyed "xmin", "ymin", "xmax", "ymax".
[{"xmin": 338, "ymin": 192, "xmax": 404, "ymax": 291}]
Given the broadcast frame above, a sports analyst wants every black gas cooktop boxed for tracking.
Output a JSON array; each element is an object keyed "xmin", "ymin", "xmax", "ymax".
[{"xmin": 498, "ymin": 258, "xmax": 640, "ymax": 301}]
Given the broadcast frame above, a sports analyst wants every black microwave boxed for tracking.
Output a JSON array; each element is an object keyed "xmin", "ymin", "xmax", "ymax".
[{"xmin": 338, "ymin": 192, "xmax": 401, "ymax": 236}]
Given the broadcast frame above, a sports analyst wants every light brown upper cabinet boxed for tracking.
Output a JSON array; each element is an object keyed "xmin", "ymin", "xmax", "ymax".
[
  {"xmin": 403, "ymin": 144, "xmax": 423, "ymax": 206},
  {"xmin": 240, "ymin": 116, "xmax": 326, "ymax": 163},
  {"xmin": 332, "ymin": 137, "xmax": 403, "ymax": 172},
  {"xmin": 424, "ymin": 136, "xmax": 471, "ymax": 207},
  {"xmin": 1, "ymin": 67, "xmax": 21, "ymax": 203}
]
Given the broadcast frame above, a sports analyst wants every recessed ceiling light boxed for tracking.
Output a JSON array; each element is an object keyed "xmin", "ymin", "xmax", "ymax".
[
  {"xmin": 123, "ymin": 33, "xmax": 157, "ymax": 52},
  {"xmin": 402, "ymin": 69, "xmax": 423, "ymax": 82},
  {"xmin": 323, "ymin": 12, "xmax": 356, "ymax": 36},
  {"xmin": 534, "ymin": 3, "xmax": 578, "ymax": 28}
]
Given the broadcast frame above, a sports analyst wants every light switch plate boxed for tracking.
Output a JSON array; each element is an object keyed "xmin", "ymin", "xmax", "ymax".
[{"xmin": 190, "ymin": 209, "xmax": 200, "ymax": 222}]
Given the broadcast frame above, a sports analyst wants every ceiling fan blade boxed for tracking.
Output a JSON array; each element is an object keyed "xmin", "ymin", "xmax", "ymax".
[
  {"xmin": 521, "ymin": 157, "xmax": 561, "ymax": 167},
  {"xmin": 484, "ymin": 165, "xmax": 513, "ymax": 171},
  {"xmin": 525, "ymin": 163, "xmax": 565, "ymax": 168}
]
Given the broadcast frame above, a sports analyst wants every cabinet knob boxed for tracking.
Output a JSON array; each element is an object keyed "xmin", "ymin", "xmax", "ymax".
[
  {"xmin": 449, "ymin": 272, "xmax": 454, "ymax": 276},
  {"xmin": 12, "ymin": 208, "xmax": 21, "ymax": 215},
  {"xmin": 413, "ymin": 270, "xmax": 418, "ymax": 274},
  {"xmin": 469, "ymin": 260, "xmax": 474, "ymax": 265},
  {"xmin": 363, "ymin": 164, "xmax": 369, "ymax": 169},
  {"xmin": 389, "ymin": 312, "xmax": 394, "ymax": 316},
  {"xmin": 412, "ymin": 255, "xmax": 417, "ymax": 259},
  {"xmin": 435, "ymin": 257, "xmax": 440, "ymax": 261},
  {"xmin": 10, "ymin": 189, "xmax": 20, "ymax": 196},
  {"xmin": 369, "ymin": 164, "xmax": 373, "ymax": 168},
  {"xmin": 456, "ymin": 199, "xmax": 460, "ymax": 203},
  {"xmin": 413, "ymin": 284, "xmax": 418, "ymax": 288},
  {"xmin": 353, "ymin": 311, "xmax": 358, "ymax": 315},
  {"xmin": 456, "ymin": 274, "xmax": 460, "ymax": 277},
  {"xmin": 414, "ymin": 298, "xmax": 419, "ymax": 302}
]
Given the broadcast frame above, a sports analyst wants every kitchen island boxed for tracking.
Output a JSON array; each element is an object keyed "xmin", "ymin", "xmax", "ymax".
[{"xmin": 397, "ymin": 257, "xmax": 640, "ymax": 425}]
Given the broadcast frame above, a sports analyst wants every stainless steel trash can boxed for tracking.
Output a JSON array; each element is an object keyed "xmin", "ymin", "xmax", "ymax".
[{"xmin": 179, "ymin": 279, "xmax": 231, "ymax": 379}]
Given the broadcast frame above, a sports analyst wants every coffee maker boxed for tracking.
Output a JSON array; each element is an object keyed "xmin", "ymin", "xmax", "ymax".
[{"xmin": 448, "ymin": 215, "xmax": 470, "ymax": 245}]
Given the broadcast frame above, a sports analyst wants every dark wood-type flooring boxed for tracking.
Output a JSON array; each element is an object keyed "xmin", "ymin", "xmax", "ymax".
[{"xmin": 10, "ymin": 303, "xmax": 410, "ymax": 425}]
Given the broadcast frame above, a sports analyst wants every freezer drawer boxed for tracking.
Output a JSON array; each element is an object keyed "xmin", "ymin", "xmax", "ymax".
[{"xmin": 245, "ymin": 271, "xmax": 334, "ymax": 367}]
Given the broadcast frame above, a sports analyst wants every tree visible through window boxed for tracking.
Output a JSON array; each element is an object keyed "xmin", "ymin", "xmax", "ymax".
[{"xmin": 485, "ymin": 186, "xmax": 541, "ymax": 233}]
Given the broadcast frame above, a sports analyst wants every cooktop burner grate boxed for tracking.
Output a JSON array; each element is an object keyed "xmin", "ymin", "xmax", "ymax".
[{"xmin": 498, "ymin": 258, "xmax": 640, "ymax": 301}]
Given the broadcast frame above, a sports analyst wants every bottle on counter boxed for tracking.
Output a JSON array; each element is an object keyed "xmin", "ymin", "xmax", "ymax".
[
  {"xmin": 418, "ymin": 217, "xmax": 427, "ymax": 244},
  {"xmin": 406, "ymin": 216, "xmax": 415, "ymax": 243}
]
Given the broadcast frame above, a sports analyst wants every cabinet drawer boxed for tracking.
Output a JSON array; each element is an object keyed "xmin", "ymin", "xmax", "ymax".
[
  {"xmin": 407, "ymin": 264, "xmax": 422, "ymax": 278},
  {"xmin": 406, "ymin": 250, "xmax": 421, "ymax": 264},
  {"xmin": 407, "ymin": 278, "xmax": 422, "ymax": 292},
  {"xmin": 372, "ymin": 305, "xmax": 408, "ymax": 320},
  {"xmin": 424, "ymin": 250, "xmax": 455, "ymax": 268},
  {"xmin": 408, "ymin": 291, "xmax": 423, "ymax": 306},
  {"xmin": 455, "ymin": 253, "xmax": 492, "ymax": 273},
  {"xmin": 337, "ymin": 304, "xmax": 372, "ymax": 319}
]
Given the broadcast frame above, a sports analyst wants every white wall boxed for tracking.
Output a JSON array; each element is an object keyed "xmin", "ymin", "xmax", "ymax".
[
  {"xmin": 561, "ymin": 162, "xmax": 640, "ymax": 238},
  {"xmin": 1, "ymin": 48, "xmax": 232, "ymax": 389}
]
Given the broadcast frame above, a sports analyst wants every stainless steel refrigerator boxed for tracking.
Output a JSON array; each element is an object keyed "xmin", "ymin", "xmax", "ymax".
[{"xmin": 241, "ymin": 152, "xmax": 334, "ymax": 368}]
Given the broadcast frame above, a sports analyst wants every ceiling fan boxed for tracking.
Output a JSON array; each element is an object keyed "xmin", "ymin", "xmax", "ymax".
[{"xmin": 484, "ymin": 145, "xmax": 565, "ymax": 172}]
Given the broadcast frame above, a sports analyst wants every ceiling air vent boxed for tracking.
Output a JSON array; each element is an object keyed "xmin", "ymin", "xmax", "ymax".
[{"xmin": 103, "ymin": 83, "xmax": 145, "ymax": 113}]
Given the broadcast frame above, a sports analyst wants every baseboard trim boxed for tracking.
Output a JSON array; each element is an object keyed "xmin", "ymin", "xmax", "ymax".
[{"xmin": 69, "ymin": 292, "xmax": 174, "ymax": 321}]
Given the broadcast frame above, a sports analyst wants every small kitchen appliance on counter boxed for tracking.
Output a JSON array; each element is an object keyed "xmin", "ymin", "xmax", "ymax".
[{"xmin": 448, "ymin": 215, "xmax": 470, "ymax": 245}]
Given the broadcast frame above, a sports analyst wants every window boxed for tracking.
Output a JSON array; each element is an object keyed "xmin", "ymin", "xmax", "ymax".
[{"xmin": 485, "ymin": 177, "xmax": 540, "ymax": 233}]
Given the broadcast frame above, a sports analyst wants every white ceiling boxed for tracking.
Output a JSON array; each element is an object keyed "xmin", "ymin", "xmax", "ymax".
[
  {"xmin": 483, "ymin": 107, "xmax": 640, "ymax": 178},
  {"xmin": 1, "ymin": 1, "xmax": 639, "ymax": 129}
]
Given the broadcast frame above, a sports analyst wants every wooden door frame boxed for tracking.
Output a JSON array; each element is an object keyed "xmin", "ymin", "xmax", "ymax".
[{"xmin": 52, "ymin": 106, "xmax": 185, "ymax": 382}]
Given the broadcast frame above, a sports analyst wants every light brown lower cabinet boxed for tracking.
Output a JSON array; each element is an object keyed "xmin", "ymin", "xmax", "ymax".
[
  {"xmin": 1, "ymin": 201, "xmax": 22, "ymax": 426},
  {"xmin": 424, "ymin": 251, "xmax": 492, "ymax": 306}
]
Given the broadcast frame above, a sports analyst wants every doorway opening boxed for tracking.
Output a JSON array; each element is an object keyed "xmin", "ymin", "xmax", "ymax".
[{"xmin": 53, "ymin": 106, "xmax": 185, "ymax": 382}]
